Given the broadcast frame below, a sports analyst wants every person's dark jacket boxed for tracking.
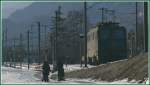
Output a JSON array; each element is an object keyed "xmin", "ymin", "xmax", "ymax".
[{"xmin": 42, "ymin": 61, "xmax": 50, "ymax": 75}]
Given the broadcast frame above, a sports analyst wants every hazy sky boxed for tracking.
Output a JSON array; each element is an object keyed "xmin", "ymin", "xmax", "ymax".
[
  {"xmin": 2, "ymin": 2, "xmax": 144, "ymax": 40},
  {"xmin": 2, "ymin": 2, "xmax": 33, "ymax": 18}
]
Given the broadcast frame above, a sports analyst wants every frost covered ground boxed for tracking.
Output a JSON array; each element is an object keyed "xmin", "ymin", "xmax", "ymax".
[
  {"xmin": 1, "ymin": 66, "xmax": 40, "ymax": 83},
  {"xmin": 1, "ymin": 64, "xmax": 149, "ymax": 84}
]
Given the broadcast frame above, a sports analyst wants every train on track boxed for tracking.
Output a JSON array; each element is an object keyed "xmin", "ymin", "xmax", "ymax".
[{"xmin": 87, "ymin": 22, "xmax": 127, "ymax": 65}]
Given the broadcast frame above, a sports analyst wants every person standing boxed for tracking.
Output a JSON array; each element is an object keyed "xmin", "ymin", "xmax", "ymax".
[
  {"xmin": 42, "ymin": 61, "xmax": 50, "ymax": 82},
  {"xmin": 57, "ymin": 59, "xmax": 65, "ymax": 81}
]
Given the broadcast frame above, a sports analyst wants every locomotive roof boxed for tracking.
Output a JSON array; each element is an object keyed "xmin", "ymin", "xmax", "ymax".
[{"xmin": 88, "ymin": 22, "xmax": 126, "ymax": 35}]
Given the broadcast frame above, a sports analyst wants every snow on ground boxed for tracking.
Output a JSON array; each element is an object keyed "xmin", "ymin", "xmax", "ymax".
[
  {"xmin": 33, "ymin": 64, "xmax": 95, "ymax": 72},
  {"xmin": 2, "ymin": 64, "xmax": 94, "ymax": 83},
  {"xmin": 1, "ymin": 64, "xmax": 148, "ymax": 84},
  {"xmin": 146, "ymin": 78, "xmax": 149, "ymax": 84},
  {"xmin": 63, "ymin": 64, "xmax": 95, "ymax": 72},
  {"xmin": 1, "ymin": 66, "xmax": 40, "ymax": 83},
  {"xmin": 2, "ymin": 65, "xmax": 95, "ymax": 84}
]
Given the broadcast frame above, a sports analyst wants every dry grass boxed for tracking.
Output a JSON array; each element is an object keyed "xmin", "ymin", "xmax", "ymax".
[{"xmin": 51, "ymin": 53, "xmax": 148, "ymax": 83}]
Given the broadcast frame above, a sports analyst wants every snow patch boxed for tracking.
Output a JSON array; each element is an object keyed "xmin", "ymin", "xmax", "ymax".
[
  {"xmin": 2, "ymin": 66, "xmax": 40, "ymax": 83},
  {"xmin": 2, "ymin": 65, "xmax": 148, "ymax": 84}
]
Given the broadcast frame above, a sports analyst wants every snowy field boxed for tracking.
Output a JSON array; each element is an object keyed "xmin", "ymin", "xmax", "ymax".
[
  {"xmin": 1, "ymin": 64, "xmax": 149, "ymax": 84},
  {"xmin": 1, "ymin": 66, "xmax": 40, "ymax": 83},
  {"xmin": 1, "ymin": 64, "xmax": 94, "ymax": 84}
]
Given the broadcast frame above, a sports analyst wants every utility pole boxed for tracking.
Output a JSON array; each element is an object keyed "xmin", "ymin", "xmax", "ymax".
[
  {"xmin": 101, "ymin": 8, "xmax": 104, "ymax": 24},
  {"xmin": 55, "ymin": 11, "xmax": 58, "ymax": 65},
  {"xmin": 2, "ymin": 30, "xmax": 5, "ymax": 65},
  {"xmin": 19, "ymin": 33, "xmax": 23, "ymax": 68},
  {"xmin": 84, "ymin": 2, "xmax": 87, "ymax": 67},
  {"xmin": 5, "ymin": 28, "xmax": 8, "ymax": 65},
  {"xmin": 13, "ymin": 38, "xmax": 16, "ymax": 68},
  {"xmin": 50, "ymin": 34, "xmax": 55, "ymax": 68},
  {"xmin": 3, "ymin": 28, "xmax": 8, "ymax": 65},
  {"xmin": 98, "ymin": 8, "xmax": 116, "ymax": 23},
  {"xmin": 27, "ymin": 30, "xmax": 30, "ymax": 70},
  {"xmin": 144, "ymin": 2, "xmax": 148, "ymax": 52},
  {"xmin": 55, "ymin": 6, "xmax": 61, "ymax": 64},
  {"xmin": 51, "ymin": 10, "xmax": 59, "ymax": 71},
  {"xmin": 135, "ymin": 2, "xmax": 138, "ymax": 55},
  {"xmin": 44, "ymin": 25, "xmax": 47, "ymax": 47},
  {"xmin": 80, "ymin": 38, "xmax": 82, "ymax": 67},
  {"xmin": 37, "ymin": 22, "xmax": 41, "ymax": 64},
  {"xmin": 30, "ymin": 25, "xmax": 34, "ymax": 64},
  {"xmin": 9, "ymin": 39, "xmax": 13, "ymax": 67},
  {"xmin": 44, "ymin": 25, "xmax": 47, "ymax": 61},
  {"xmin": 98, "ymin": 8, "xmax": 105, "ymax": 24},
  {"xmin": 79, "ymin": 34, "xmax": 84, "ymax": 67}
]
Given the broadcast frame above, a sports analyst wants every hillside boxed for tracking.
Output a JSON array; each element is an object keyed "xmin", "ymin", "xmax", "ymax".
[
  {"xmin": 3, "ymin": 2, "xmax": 83, "ymax": 39},
  {"xmin": 51, "ymin": 53, "xmax": 148, "ymax": 83}
]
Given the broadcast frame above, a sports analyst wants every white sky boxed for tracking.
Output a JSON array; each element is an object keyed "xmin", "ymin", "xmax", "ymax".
[{"xmin": 2, "ymin": 2, "xmax": 33, "ymax": 18}]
